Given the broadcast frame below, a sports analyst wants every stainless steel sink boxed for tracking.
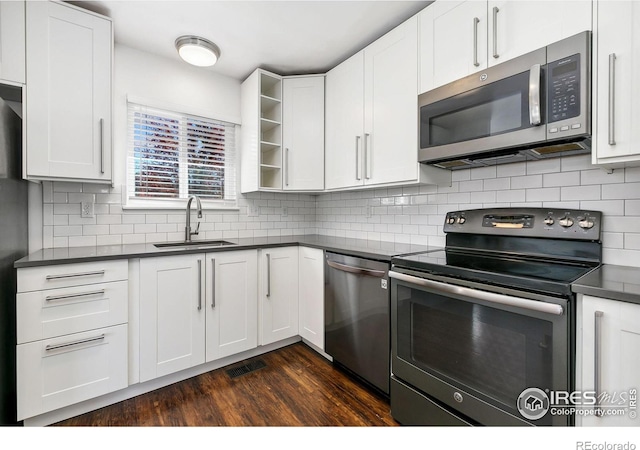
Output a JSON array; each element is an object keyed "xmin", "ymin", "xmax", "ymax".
[{"xmin": 154, "ymin": 240, "xmax": 236, "ymax": 249}]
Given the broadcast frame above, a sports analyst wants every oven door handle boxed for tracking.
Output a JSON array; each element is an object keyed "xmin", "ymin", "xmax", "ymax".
[{"xmin": 389, "ymin": 271, "xmax": 564, "ymax": 316}]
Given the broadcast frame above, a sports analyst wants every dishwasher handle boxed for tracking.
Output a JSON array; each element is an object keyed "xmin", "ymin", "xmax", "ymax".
[{"xmin": 326, "ymin": 259, "xmax": 386, "ymax": 278}]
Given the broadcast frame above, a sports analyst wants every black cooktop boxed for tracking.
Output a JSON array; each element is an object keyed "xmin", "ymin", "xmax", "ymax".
[{"xmin": 392, "ymin": 248, "xmax": 598, "ymax": 297}]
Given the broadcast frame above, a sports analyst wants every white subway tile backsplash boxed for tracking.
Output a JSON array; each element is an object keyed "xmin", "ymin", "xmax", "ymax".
[{"xmin": 40, "ymin": 158, "xmax": 640, "ymax": 267}]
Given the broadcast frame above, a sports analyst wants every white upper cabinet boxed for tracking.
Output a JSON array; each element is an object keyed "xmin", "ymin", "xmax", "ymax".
[
  {"xmin": 420, "ymin": 1, "xmax": 488, "ymax": 93},
  {"xmin": 282, "ymin": 76, "xmax": 325, "ymax": 191},
  {"xmin": 592, "ymin": 0, "xmax": 640, "ymax": 166},
  {"xmin": 325, "ymin": 51, "xmax": 365, "ymax": 190},
  {"xmin": 419, "ymin": 1, "xmax": 592, "ymax": 93},
  {"xmin": 0, "ymin": 1, "xmax": 25, "ymax": 84},
  {"xmin": 326, "ymin": 16, "xmax": 450, "ymax": 190},
  {"xmin": 25, "ymin": 1, "xmax": 112, "ymax": 183}
]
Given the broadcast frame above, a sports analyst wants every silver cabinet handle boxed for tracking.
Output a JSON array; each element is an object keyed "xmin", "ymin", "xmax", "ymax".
[
  {"xmin": 211, "ymin": 258, "xmax": 216, "ymax": 309},
  {"xmin": 197, "ymin": 259, "xmax": 202, "ymax": 311},
  {"xmin": 46, "ymin": 270, "xmax": 105, "ymax": 281},
  {"xmin": 46, "ymin": 334, "xmax": 105, "ymax": 352},
  {"xmin": 473, "ymin": 17, "xmax": 480, "ymax": 67},
  {"xmin": 529, "ymin": 64, "xmax": 542, "ymax": 126},
  {"xmin": 266, "ymin": 253, "xmax": 271, "ymax": 297},
  {"xmin": 100, "ymin": 118, "xmax": 105, "ymax": 174},
  {"xmin": 326, "ymin": 259, "xmax": 386, "ymax": 278},
  {"xmin": 355, "ymin": 136, "xmax": 361, "ymax": 181},
  {"xmin": 594, "ymin": 310, "xmax": 604, "ymax": 416},
  {"xmin": 364, "ymin": 133, "xmax": 371, "ymax": 179},
  {"xmin": 285, "ymin": 147, "xmax": 290, "ymax": 186},
  {"xmin": 389, "ymin": 271, "xmax": 564, "ymax": 316},
  {"xmin": 492, "ymin": 6, "xmax": 499, "ymax": 59},
  {"xmin": 46, "ymin": 289, "xmax": 105, "ymax": 302},
  {"xmin": 608, "ymin": 53, "xmax": 617, "ymax": 146}
]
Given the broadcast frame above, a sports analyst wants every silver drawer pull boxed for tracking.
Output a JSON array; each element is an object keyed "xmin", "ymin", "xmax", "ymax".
[
  {"xmin": 45, "ymin": 334, "xmax": 106, "ymax": 352},
  {"xmin": 46, "ymin": 289, "xmax": 105, "ymax": 302},
  {"xmin": 46, "ymin": 270, "xmax": 106, "ymax": 281}
]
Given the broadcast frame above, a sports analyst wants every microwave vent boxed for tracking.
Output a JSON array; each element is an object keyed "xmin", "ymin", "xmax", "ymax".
[
  {"xmin": 531, "ymin": 142, "xmax": 587, "ymax": 156},
  {"xmin": 434, "ymin": 159, "xmax": 473, "ymax": 169}
]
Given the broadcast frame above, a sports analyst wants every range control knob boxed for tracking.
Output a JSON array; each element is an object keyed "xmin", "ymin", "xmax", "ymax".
[
  {"xmin": 544, "ymin": 217, "xmax": 555, "ymax": 226},
  {"xmin": 559, "ymin": 216, "xmax": 574, "ymax": 228},
  {"xmin": 457, "ymin": 216, "xmax": 466, "ymax": 224},
  {"xmin": 579, "ymin": 219, "xmax": 595, "ymax": 229},
  {"xmin": 446, "ymin": 216, "xmax": 456, "ymax": 224}
]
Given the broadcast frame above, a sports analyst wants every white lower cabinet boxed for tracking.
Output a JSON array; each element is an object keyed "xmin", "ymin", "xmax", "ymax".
[
  {"xmin": 298, "ymin": 247, "xmax": 325, "ymax": 350},
  {"xmin": 139, "ymin": 254, "xmax": 205, "ymax": 382},
  {"xmin": 16, "ymin": 260, "xmax": 129, "ymax": 421},
  {"xmin": 577, "ymin": 295, "xmax": 640, "ymax": 426},
  {"xmin": 259, "ymin": 247, "xmax": 299, "ymax": 345},
  {"xmin": 17, "ymin": 324, "xmax": 127, "ymax": 421},
  {"xmin": 140, "ymin": 251, "xmax": 259, "ymax": 381},
  {"xmin": 205, "ymin": 250, "xmax": 258, "ymax": 362}
]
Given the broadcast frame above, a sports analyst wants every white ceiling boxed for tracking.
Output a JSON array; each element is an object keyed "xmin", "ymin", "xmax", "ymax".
[{"xmin": 69, "ymin": 1, "xmax": 432, "ymax": 81}]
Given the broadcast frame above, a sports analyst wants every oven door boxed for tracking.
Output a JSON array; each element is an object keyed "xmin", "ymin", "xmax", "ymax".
[
  {"xmin": 390, "ymin": 269, "xmax": 571, "ymax": 426},
  {"xmin": 418, "ymin": 47, "xmax": 546, "ymax": 164}
]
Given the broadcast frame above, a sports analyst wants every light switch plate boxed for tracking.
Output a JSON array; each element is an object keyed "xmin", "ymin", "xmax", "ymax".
[
  {"xmin": 81, "ymin": 202, "xmax": 94, "ymax": 218},
  {"xmin": 248, "ymin": 203, "xmax": 259, "ymax": 217}
]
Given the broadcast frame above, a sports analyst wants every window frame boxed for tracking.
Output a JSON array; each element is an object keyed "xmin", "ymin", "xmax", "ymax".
[{"xmin": 124, "ymin": 96, "xmax": 240, "ymax": 211}]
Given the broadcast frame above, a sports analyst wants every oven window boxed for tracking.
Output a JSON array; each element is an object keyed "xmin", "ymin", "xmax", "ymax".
[{"xmin": 397, "ymin": 285, "xmax": 554, "ymax": 410}]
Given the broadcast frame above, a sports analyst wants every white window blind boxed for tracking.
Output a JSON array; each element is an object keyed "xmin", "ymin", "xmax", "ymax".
[{"xmin": 127, "ymin": 102, "xmax": 236, "ymax": 206}]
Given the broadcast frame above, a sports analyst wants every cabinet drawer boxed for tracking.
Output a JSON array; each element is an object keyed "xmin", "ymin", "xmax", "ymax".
[
  {"xmin": 17, "ymin": 260, "xmax": 128, "ymax": 293},
  {"xmin": 17, "ymin": 324, "xmax": 127, "ymax": 421},
  {"xmin": 17, "ymin": 280, "xmax": 128, "ymax": 344}
]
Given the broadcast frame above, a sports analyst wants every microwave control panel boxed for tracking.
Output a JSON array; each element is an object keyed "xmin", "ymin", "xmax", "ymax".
[{"xmin": 547, "ymin": 53, "xmax": 581, "ymax": 123}]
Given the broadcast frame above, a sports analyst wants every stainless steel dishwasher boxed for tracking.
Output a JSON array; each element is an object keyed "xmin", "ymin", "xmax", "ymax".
[{"xmin": 324, "ymin": 252, "xmax": 390, "ymax": 395}]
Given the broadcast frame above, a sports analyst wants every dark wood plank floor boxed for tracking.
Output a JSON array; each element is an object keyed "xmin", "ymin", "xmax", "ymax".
[{"xmin": 53, "ymin": 342, "xmax": 398, "ymax": 426}]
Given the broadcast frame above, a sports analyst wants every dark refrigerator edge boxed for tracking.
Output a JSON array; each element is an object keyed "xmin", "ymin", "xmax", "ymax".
[{"xmin": 0, "ymin": 89, "xmax": 28, "ymax": 426}]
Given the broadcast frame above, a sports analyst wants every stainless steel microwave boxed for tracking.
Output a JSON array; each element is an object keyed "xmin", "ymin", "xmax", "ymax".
[{"xmin": 418, "ymin": 31, "xmax": 592, "ymax": 170}]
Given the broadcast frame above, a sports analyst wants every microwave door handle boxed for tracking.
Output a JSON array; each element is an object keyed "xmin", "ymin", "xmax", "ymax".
[{"xmin": 529, "ymin": 64, "xmax": 542, "ymax": 126}]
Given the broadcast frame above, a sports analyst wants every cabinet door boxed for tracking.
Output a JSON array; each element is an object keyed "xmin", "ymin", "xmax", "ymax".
[
  {"xmin": 259, "ymin": 247, "xmax": 299, "ymax": 345},
  {"xmin": 593, "ymin": 1, "xmax": 640, "ymax": 163},
  {"xmin": 420, "ymin": 1, "xmax": 488, "ymax": 93},
  {"xmin": 282, "ymin": 76, "xmax": 325, "ymax": 191},
  {"xmin": 487, "ymin": 1, "xmax": 592, "ymax": 68},
  {"xmin": 17, "ymin": 324, "xmax": 127, "ymax": 421},
  {"xmin": 325, "ymin": 51, "xmax": 365, "ymax": 190},
  {"xmin": 25, "ymin": 1, "xmax": 112, "ymax": 182},
  {"xmin": 364, "ymin": 16, "xmax": 419, "ymax": 186},
  {"xmin": 579, "ymin": 295, "xmax": 640, "ymax": 426},
  {"xmin": 0, "ymin": 1, "xmax": 25, "ymax": 84},
  {"xmin": 205, "ymin": 250, "xmax": 258, "ymax": 362},
  {"xmin": 298, "ymin": 247, "xmax": 324, "ymax": 350},
  {"xmin": 139, "ymin": 255, "xmax": 205, "ymax": 382}
]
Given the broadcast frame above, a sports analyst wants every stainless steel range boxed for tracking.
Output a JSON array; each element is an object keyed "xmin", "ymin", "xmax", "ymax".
[{"xmin": 389, "ymin": 208, "xmax": 602, "ymax": 426}]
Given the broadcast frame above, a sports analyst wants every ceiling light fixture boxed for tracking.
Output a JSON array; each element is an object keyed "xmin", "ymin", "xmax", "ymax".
[{"xmin": 175, "ymin": 35, "xmax": 221, "ymax": 67}]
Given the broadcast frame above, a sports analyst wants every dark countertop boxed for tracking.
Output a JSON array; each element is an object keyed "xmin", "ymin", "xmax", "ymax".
[
  {"xmin": 14, "ymin": 234, "xmax": 438, "ymax": 269},
  {"xmin": 572, "ymin": 264, "xmax": 640, "ymax": 305}
]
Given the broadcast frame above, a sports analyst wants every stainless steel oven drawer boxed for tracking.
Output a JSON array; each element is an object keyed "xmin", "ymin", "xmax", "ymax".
[{"xmin": 390, "ymin": 376, "xmax": 473, "ymax": 426}]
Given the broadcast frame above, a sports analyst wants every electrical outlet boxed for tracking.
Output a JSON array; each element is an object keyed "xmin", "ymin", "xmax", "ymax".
[
  {"xmin": 366, "ymin": 205, "xmax": 372, "ymax": 218},
  {"xmin": 81, "ymin": 202, "xmax": 94, "ymax": 218},
  {"xmin": 282, "ymin": 206, "xmax": 288, "ymax": 217},
  {"xmin": 248, "ymin": 203, "xmax": 259, "ymax": 217}
]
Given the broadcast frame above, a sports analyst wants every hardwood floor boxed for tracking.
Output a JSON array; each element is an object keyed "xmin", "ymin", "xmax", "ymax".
[{"xmin": 53, "ymin": 343, "xmax": 398, "ymax": 426}]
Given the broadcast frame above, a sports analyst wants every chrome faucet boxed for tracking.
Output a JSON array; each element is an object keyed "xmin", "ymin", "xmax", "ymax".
[{"xmin": 185, "ymin": 195, "xmax": 202, "ymax": 242}]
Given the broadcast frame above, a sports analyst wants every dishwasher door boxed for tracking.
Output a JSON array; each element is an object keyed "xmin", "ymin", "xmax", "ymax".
[{"xmin": 324, "ymin": 252, "xmax": 390, "ymax": 395}]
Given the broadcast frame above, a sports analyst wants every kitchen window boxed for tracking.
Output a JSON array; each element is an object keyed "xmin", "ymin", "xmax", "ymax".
[{"xmin": 126, "ymin": 101, "xmax": 237, "ymax": 209}]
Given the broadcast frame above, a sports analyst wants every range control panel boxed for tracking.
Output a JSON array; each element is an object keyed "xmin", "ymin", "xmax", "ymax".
[{"xmin": 444, "ymin": 208, "xmax": 601, "ymax": 241}]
